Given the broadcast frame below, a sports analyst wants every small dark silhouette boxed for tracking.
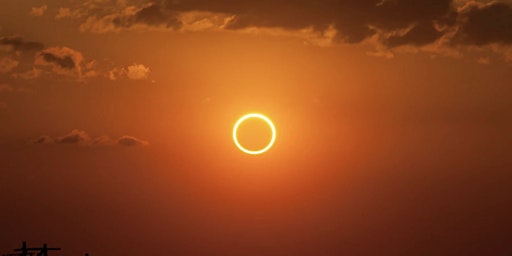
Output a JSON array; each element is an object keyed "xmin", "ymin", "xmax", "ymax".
[{"xmin": 1, "ymin": 241, "xmax": 81, "ymax": 256}]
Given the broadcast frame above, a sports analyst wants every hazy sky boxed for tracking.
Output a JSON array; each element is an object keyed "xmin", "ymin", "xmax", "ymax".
[{"xmin": 1, "ymin": 0, "xmax": 511, "ymax": 255}]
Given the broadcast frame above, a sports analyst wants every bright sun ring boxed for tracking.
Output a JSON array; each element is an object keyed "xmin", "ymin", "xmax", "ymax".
[{"xmin": 233, "ymin": 113, "xmax": 276, "ymax": 155}]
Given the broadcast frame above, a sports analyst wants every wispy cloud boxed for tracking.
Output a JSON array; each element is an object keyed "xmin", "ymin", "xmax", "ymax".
[
  {"xmin": 117, "ymin": 136, "xmax": 150, "ymax": 146},
  {"xmin": 0, "ymin": 36, "xmax": 44, "ymax": 52},
  {"xmin": 0, "ymin": 83, "xmax": 32, "ymax": 93}
]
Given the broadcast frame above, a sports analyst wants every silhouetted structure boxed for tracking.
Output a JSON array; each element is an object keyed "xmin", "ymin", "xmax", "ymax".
[
  {"xmin": 2, "ymin": 242, "xmax": 88, "ymax": 256},
  {"xmin": 3, "ymin": 242, "xmax": 60, "ymax": 256}
]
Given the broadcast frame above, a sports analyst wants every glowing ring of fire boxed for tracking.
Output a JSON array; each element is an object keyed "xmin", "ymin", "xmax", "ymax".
[{"xmin": 233, "ymin": 113, "xmax": 276, "ymax": 155}]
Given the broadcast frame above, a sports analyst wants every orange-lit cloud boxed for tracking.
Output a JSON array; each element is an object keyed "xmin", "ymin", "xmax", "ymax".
[
  {"xmin": 30, "ymin": 5, "xmax": 48, "ymax": 17},
  {"xmin": 11, "ymin": 68, "xmax": 42, "ymax": 80},
  {"xmin": 35, "ymin": 47, "xmax": 84, "ymax": 77},
  {"xmin": 54, "ymin": 129, "xmax": 91, "ymax": 145},
  {"xmin": 79, "ymin": 3, "xmax": 181, "ymax": 33},
  {"xmin": 0, "ymin": 57, "xmax": 19, "ymax": 73},
  {"xmin": 0, "ymin": 34, "xmax": 151, "ymax": 81},
  {"xmin": 108, "ymin": 63, "xmax": 151, "ymax": 80},
  {"xmin": 382, "ymin": 23, "xmax": 445, "ymax": 48},
  {"xmin": 0, "ymin": 34, "xmax": 152, "ymax": 81},
  {"xmin": 124, "ymin": 63, "xmax": 150, "ymax": 80},
  {"xmin": 117, "ymin": 136, "xmax": 149, "ymax": 146},
  {"xmin": 55, "ymin": 7, "xmax": 81, "ymax": 19}
]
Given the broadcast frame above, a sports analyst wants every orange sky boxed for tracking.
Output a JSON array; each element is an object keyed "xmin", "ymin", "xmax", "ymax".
[{"xmin": 1, "ymin": 1, "xmax": 512, "ymax": 255}]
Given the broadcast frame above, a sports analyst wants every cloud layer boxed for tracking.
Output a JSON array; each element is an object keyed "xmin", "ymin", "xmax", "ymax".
[
  {"xmin": 57, "ymin": 0, "xmax": 512, "ymax": 58},
  {"xmin": 31, "ymin": 129, "xmax": 149, "ymax": 147},
  {"xmin": 0, "ymin": 34, "xmax": 151, "ymax": 81},
  {"xmin": 165, "ymin": 0, "xmax": 454, "ymax": 44}
]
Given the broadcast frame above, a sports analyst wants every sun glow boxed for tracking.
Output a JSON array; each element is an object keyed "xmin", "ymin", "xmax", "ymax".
[{"xmin": 233, "ymin": 113, "xmax": 276, "ymax": 155}]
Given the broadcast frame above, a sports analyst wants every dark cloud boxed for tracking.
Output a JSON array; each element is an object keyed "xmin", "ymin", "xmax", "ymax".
[
  {"xmin": 91, "ymin": 135, "xmax": 116, "ymax": 146},
  {"xmin": 81, "ymin": 3, "xmax": 181, "ymax": 32},
  {"xmin": 117, "ymin": 136, "xmax": 149, "ymax": 147},
  {"xmin": 384, "ymin": 22, "xmax": 444, "ymax": 48},
  {"xmin": 453, "ymin": 2, "xmax": 512, "ymax": 46},
  {"xmin": 74, "ymin": 0, "xmax": 455, "ymax": 44},
  {"xmin": 372, "ymin": 0, "xmax": 453, "ymax": 29},
  {"xmin": 0, "ymin": 36, "xmax": 44, "ymax": 52},
  {"xmin": 70, "ymin": 0, "xmax": 512, "ymax": 50},
  {"xmin": 30, "ymin": 135, "xmax": 54, "ymax": 144},
  {"xmin": 165, "ymin": 0, "xmax": 454, "ymax": 44},
  {"xmin": 56, "ymin": 129, "xmax": 90, "ymax": 144},
  {"xmin": 30, "ymin": 130, "xmax": 148, "ymax": 147},
  {"xmin": 35, "ymin": 47, "xmax": 84, "ymax": 77},
  {"xmin": 133, "ymin": 3, "xmax": 180, "ymax": 27},
  {"xmin": 39, "ymin": 52, "xmax": 76, "ymax": 69}
]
